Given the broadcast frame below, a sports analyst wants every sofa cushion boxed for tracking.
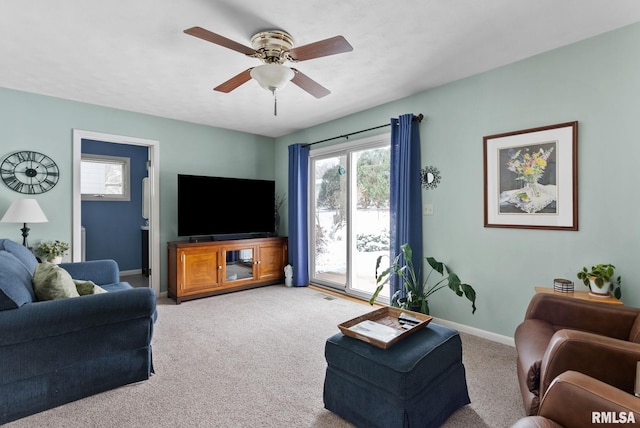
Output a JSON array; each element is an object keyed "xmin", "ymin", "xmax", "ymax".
[
  {"xmin": 101, "ymin": 282, "xmax": 134, "ymax": 292},
  {"xmin": 0, "ymin": 239, "xmax": 38, "ymax": 275},
  {"xmin": 73, "ymin": 279, "xmax": 107, "ymax": 296},
  {"xmin": 0, "ymin": 250, "xmax": 35, "ymax": 310},
  {"xmin": 33, "ymin": 262, "xmax": 80, "ymax": 301}
]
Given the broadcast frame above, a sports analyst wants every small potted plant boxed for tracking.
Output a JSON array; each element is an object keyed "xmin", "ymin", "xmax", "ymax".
[
  {"xmin": 576, "ymin": 263, "xmax": 622, "ymax": 298},
  {"xmin": 36, "ymin": 240, "xmax": 70, "ymax": 264}
]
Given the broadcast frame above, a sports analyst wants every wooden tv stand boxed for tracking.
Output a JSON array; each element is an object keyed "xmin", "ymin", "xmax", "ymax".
[{"xmin": 167, "ymin": 236, "xmax": 288, "ymax": 304}]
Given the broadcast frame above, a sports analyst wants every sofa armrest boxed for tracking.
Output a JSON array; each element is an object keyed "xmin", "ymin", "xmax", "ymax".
[
  {"xmin": 59, "ymin": 259, "xmax": 119, "ymax": 285},
  {"xmin": 0, "ymin": 287, "xmax": 156, "ymax": 346},
  {"xmin": 515, "ymin": 319, "xmax": 557, "ymax": 395},
  {"xmin": 538, "ymin": 371, "xmax": 640, "ymax": 427},
  {"xmin": 524, "ymin": 293, "xmax": 639, "ymax": 339},
  {"xmin": 540, "ymin": 329, "xmax": 640, "ymax": 395}
]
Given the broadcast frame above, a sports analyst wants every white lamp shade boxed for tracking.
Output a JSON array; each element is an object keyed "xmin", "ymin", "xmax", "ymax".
[
  {"xmin": 250, "ymin": 64, "xmax": 295, "ymax": 92},
  {"xmin": 1, "ymin": 199, "xmax": 48, "ymax": 223}
]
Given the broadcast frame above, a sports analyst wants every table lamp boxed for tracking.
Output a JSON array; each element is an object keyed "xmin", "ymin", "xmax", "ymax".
[{"xmin": 1, "ymin": 199, "xmax": 48, "ymax": 247}]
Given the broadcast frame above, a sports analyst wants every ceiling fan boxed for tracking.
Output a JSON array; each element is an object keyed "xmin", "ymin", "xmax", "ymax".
[{"xmin": 184, "ymin": 26, "xmax": 353, "ymax": 114}]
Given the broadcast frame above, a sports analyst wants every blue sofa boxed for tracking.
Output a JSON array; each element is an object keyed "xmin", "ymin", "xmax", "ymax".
[{"xmin": 0, "ymin": 238, "xmax": 157, "ymax": 424}]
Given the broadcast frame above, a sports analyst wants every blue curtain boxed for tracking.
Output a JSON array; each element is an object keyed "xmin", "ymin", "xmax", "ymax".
[
  {"xmin": 389, "ymin": 114, "xmax": 423, "ymax": 298},
  {"xmin": 287, "ymin": 143, "xmax": 310, "ymax": 286}
]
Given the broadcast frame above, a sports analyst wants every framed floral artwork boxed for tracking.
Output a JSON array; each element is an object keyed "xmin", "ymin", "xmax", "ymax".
[{"xmin": 483, "ymin": 121, "xmax": 578, "ymax": 230}]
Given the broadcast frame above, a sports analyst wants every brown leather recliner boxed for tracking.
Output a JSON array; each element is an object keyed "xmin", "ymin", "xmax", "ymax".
[
  {"xmin": 514, "ymin": 293, "xmax": 640, "ymax": 415},
  {"xmin": 512, "ymin": 371, "xmax": 640, "ymax": 428}
]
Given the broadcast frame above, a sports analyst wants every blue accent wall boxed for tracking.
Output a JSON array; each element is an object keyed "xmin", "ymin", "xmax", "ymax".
[{"xmin": 81, "ymin": 139, "xmax": 148, "ymax": 271}]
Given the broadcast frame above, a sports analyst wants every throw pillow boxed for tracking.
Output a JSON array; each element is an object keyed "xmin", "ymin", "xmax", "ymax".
[
  {"xmin": 73, "ymin": 279, "xmax": 107, "ymax": 296},
  {"xmin": 1, "ymin": 239, "xmax": 38, "ymax": 275},
  {"xmin": 33, "ymin": 262, "xmax": 80, "ymax": 301},
  {"xmin": 0, "ymin": 251, "xmax": 35, "ymax": 310}
]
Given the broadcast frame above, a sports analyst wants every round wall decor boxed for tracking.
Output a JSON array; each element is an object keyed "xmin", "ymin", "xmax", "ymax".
[
  {"xmin": 1, "ymin": 150, "xmax": 60, "ymax": 194},
  {"xmin": 420, "ymin": 166, "xmax": 441, "ymax": 190}
]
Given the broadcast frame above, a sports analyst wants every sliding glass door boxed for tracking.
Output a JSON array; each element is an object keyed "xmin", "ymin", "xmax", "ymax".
[
  {"xmin": 312, "ymin": 154, "xmax": 348, "ymax": 286},
  {"xmin": 350, "ymin": 146, "xmax": 390, "ymax": 297},
  {"xmin": 310, "ymin": 135, "xmax": 390, "ymax": 301}
]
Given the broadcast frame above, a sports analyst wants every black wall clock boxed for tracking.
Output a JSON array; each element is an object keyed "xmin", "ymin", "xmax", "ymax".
[{"xmin": 1, "ymin": 150, "xmax": 60, "ymax": 194}]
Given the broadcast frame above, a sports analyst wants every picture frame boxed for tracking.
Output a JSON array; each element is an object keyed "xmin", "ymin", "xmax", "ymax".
[{"xmin": 483, "ymin": 121, "xmax": 578, "ymax": 230}]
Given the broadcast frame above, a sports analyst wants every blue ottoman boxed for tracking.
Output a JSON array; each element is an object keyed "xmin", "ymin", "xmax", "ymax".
[{"xmin": 324, "ymin": 322, "xmax": 470, "ymax": 428}]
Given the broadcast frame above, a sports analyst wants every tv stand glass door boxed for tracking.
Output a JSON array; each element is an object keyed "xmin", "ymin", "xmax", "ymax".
[{"xmin": 223, "ymin": 246, "xmax": 256, "ymax": 283}]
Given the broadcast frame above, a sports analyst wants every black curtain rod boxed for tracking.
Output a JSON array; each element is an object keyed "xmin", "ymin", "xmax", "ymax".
[{"xmin": 304, "ymin": 113, "xmax": 423, "ymax": 147}]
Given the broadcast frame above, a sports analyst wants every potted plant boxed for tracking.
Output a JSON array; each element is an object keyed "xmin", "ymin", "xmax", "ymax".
[
  {"xmin": 36, "ymin": 240, "xmax": 70, "ymax": 264},
  {"xmin": 369, "ymin": 243, "xmax": 477, "ymax": 315},
  {"xmin": 577, "ymin": 264, "xmax": 622, "ymax": 298}
]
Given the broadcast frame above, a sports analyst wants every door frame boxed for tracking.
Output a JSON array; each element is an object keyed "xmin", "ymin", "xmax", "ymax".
[
  {"xmin": 308, "ymin": 133, "xmax": 390, "ymax": 299},
  {"xmin": 72, "ymin": 129, "xmax": 160, "ymax": 295}
]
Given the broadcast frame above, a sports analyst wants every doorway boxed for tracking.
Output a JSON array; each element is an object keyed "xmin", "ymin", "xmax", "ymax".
[{"xmin": 72, "ymin": 130, "xmax": 160, "ymax": 295}]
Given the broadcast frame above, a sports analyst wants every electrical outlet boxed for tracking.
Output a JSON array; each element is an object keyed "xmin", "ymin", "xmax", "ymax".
[{"xmin": 423, "ymin": 204, "xmax": 434, "ymax": 216}]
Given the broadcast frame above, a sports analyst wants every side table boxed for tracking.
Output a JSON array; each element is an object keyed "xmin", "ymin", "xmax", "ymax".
[{"xmin": 535, "ymin": 286, "xmax": 622, "ymax": 305}]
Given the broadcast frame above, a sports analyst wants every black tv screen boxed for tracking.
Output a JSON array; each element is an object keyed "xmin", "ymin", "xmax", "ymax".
[{"xmin": 178, "ymin": 174, "xmax": 275, "ymax": 238}]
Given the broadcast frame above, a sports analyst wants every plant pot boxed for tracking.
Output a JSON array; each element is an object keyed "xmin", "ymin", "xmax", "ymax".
[
  {"xmin": 588, "ymin": 277, "xmax": 611, "ymax": 297},
  {"xmin": 47, "ymin": 256, "xmax": 62, "ymax": 264}
]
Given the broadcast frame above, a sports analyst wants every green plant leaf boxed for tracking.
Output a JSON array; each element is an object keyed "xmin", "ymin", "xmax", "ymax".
[
  {"xmin": 447, "ymin": 273, "xmax": 463, "ymax": 296},
  {"xmin": 462, "ymin": 283, "xmax": 477, "ymax": 314},
  {"xmin": 606, "ymin": 266, "xmax": 614, "ymax": 278},
  {"xmin": 375, "ymin": 265, "xmax": 393, "ymax": 285},
  {"xmin": 390, "ymin": 290, "xmax": 403, "ymax": 307},
  {"xmin": 427, "ymin": 257, "xmax": 445, "ymax": 275},
  {"xmin": 422, "ymin": 299, "xmax": 430, "ymax": 315},
  {"xmin": 371, "ymin": 254, "xmax": 392, "ymax": 305},
  {"xmin": 369, "ymin": 284, "xmax": 384, "ymax": 305},
  {"xmin": 614, "ymin": 287, "xmax": 622, "ymax": 299},
  {"xmin": 401, "ymin": 243, "xmax": 412, "ymax": 262},
  {"xmin": 375, "ymin": 255, "xmax": 384, "ymax": 275}
]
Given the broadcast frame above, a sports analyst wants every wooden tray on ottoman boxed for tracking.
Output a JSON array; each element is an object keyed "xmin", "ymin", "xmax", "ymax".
[{"xmin": 338, "ymin": 307, "xmax": 432, "ymax": 349}]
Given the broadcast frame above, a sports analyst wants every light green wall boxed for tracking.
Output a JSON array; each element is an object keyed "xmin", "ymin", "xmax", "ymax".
[
  {"xmin": 2, "ymin": 22, "xmax": 638, "ymax": 338},
  {"xmin": 275, "ymin": 23, "xmax": 640, "ymax": 337},
  {"xmin": 0, "ymin": 88, "xmax": 275, "ymax": 290}
]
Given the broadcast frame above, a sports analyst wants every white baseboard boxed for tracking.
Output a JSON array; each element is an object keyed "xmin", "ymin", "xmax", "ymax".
[
  {"xmin": 120, "ymin": 269, "xmax": 142, "ymax": 277},
  {"xmin": 310, "ymin": 285, "xmax": 516, "ymax": 346},
  {"xmin": 432, "ymin": 317, "xmax": 515, "ymax": 347}
]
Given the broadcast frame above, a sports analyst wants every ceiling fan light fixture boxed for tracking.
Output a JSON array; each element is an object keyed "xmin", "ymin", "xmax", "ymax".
[{"xmin": 250, "ymin": 64, "xmax": 294, "ymax": 93}]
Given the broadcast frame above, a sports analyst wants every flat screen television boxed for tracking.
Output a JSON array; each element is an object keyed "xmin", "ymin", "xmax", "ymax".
[{"xmin": 177, "ymin": 174, "xmax": 275, "ymax": 239}]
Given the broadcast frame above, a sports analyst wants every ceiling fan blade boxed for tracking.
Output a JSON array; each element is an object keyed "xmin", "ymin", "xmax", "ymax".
[
  {"xmin": 184, "ymin": 26, "xmax": 257, "ymax": 56},
  {"xmin": 214, "ymin": 69, "xmax": 253, "ymax": 93},
  {"xmin": 288, "ymin": 36, "xmax": 353, "ymax": 61},
  {"xmin": 290, "ymin": 69, "xmax": 330, "ymax": 98}
]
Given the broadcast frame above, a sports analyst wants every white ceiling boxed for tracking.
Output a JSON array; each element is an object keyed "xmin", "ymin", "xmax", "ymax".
[{"xmin": 1, "ymin": 1, "xmax": 639, "ymax": 138}]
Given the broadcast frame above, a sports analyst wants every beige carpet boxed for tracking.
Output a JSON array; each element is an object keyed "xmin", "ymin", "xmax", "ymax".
[{"xmin": 7, "ymin": 285, "xmax": 524, "ymax": 427}]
